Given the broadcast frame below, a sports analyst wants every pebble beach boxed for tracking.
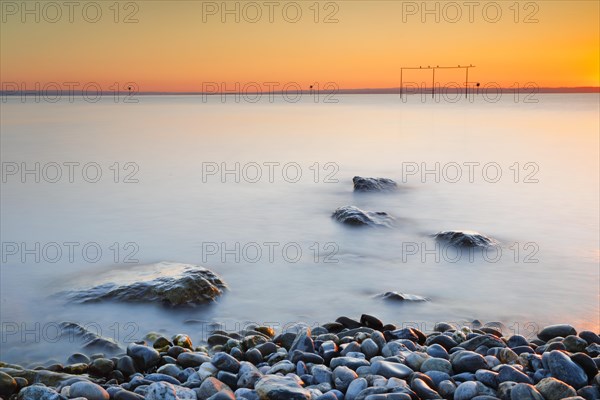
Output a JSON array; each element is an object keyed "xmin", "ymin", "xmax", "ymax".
[{"xmin": 1, "ymin": 314, "xmax": 599, "ymax": 400}]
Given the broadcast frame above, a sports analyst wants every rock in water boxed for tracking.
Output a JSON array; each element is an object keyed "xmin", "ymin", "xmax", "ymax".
[
  {"xmin": 377, "ymin": 292, "xmax": 429, "ymax": 302},
  {"xmin": 433, "ymin": 230, "xmax": 498, "ymax": 247},
  {"xmin": 59, "ymin": 322, "xmax": 121, "ymax": 353},
  {"xmin": 352, "ymin": 176, "xmax": 398, "ymax": 192},
  {"xmin": 61, "ymin": 262, "xmax": 227, "ymax": 306},
  {"xmin": 332, "ymin": 206, "xmax": 394, "ymax": 227}
]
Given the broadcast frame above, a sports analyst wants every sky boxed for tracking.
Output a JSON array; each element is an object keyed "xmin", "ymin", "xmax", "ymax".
[{"xmin": 1, "ymin": 0, "xmax": 599, "ymax": 92}]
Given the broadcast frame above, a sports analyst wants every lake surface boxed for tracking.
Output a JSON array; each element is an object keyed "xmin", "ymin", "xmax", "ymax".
[{"xmin": 1, "ymin": 93, "xmax": 598, "ymax": 364}]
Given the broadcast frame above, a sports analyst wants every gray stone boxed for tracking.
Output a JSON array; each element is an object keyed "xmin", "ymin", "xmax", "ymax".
[
  {"xmin": 289, "ymin": 328, "xmax": 315, "ymax": 354},
  {"xmin": 127, "ymin": 343, "xmax": 160, "ymax": 371},
  {"xmin": 451, "ymin": 351, "xmax": 489, "ymax": 373},
  {"xmin": 370, "ymin": 331, "xmax": 387, "ymax": 351},
  {"xmin": 438, "ymin": 380, "xmax": 456, "ymax": 398},
  {"xmin": 254, "ymin": 375, "xmax": 310, "ymax": 399},
  {"xmin": 577, "ymin": 385, "xmax": 600, "ymax": 399},
  {"xmin": 0, "ymin": 371, "xmax": 17, "ymax": 397},
  {"xmin": 563, "ymin": 335, "xmax": 588, "ymax": 353},
  {"xmin": 2, "ymin": 368, "xmax": 83, "ymax": 388},
  {"xmin": 421, "ymin": 358, "xmax": 452, "ymax": 374},
  {"xmin": 507, "ymin": 335, "xmax": 529, "ymax": 349},
  {"xmin": 509, "ymin": 383, "xmax": 544, "ymax": 400},
  {"xmin": 377, "ymin": 292, "xmax": 429, "ymax": 302},
  {"xmin": 427, "ymin": 344, "xmax": 449, "ymax": 360},
  {"xmin": 66, "ymin": 353, "xmax": 90, "ymax": 365},
  {"xmin": 459, "ymin": 335, "xmax": 506, "ymax": 351},
  {"xmin": 570, "ymin": 352, "xmax": 598, "ymax": 381},
  {"xmin": 156, "ymin": 364, "xmax": 182, "ymax": 379},
  {"xmin": 330, "ymin": 357, "xmax": 370, "ymax": 370},
  {"xmin": 114, "ymin": 390, "xmax": 145, "ymax": 400},
  {"xmin": 69, "ymin": 381, "xmax": 110, "ymax": 400},
  {"xmin": 454, "ymin": 381, "xmax": 479, "ymax": 400},
  {"xmin": 117, "ymin": 356, "xmax": 136, "ymax": 376},
  {"xmin": 497, "ymin": 381, "xmax": 517, "ymax": 400},
  {"xmin": 178, "ymin": 352, "xmax": 212, "ymax": 368},
  {"xmin": 535, "ymin": 377, "xmax": 577, "ymax": 400},
  {"xmin": 427, "ymin": 334, "xmax": 459, "ymax": 351},
  {"xmin": 412, "ymin": 378, "xmax": 442, "ymax": 399},
  {"xmin": 433, "ymin": 230, "xmax": 498, "ymax": 248},
  {"xmin": 88, "ymin": 358, "xmax": 114, "ymax": 377},
  {"xmin": 62, "ymin": 262, "xmax": 227, "ymax": 306},
  {"xmin": 312, "ymin": 365, "xmax": 333, "ymax": 385},
  {"xmin": 544, "ymin": 350, "xmax": 588, "ymax": 389},
  {"xmin": 332, "ymin": 206, "xmax": 394, "ymax": 227},
  {"xmin": 208, "ymin": 334, "xmax": 230, "ymax": 347},
  {"xmin": 370, "ymin": 361, "xmax": 413, "ymax": 379},
  {"xmin": 207, "ymin": 392, "xmax": 235, "ymax": 400},
  {"xmin": 196, "ymin": 377, "xmax": 233, "ymax": 399},
  {"xmin": 497, "ymin": 365, "xmax": 533, "ymax": 384},
  {"xmin": 267, "ymin": 360, "xmax": 296, "ymax": 374},
  {"xmin": 346, "ymin": 377, "xmax": 368, "ymax": 400},
  {"xmin": 538, "ymin": 325, "xmax": 577, "ymax": 342},
  {"xmin": 145, "ymin": 382, "xmax": 177, "ymax": 400},
  {"xmin": 58, "ymin": 322, "xmax": 121, "ymax": 354},
  {"xmin": 17, "ymin": 385, "xmax": 61, "ymax": 400},
  {"xmin": 333, "ymin": 366, "xmax": 358, "ymax": 391},
  {"xmin": 361, "ymin": 339, "xmax": 380, "ymax": 359},
  {"xmin": 211, "ymin": 352, "xmax": 241, "ymax": 373},
  {"xmin": 579, "ymin": 331, "xmax": 600, "ymax": 345},
  {"xmin": 245, "ymin": 348, "xmax": 263, "ymax": 365},
  {"xmin": 144, "ymin": 373, "xmax": 181, "ymax": 385},
  {"xmin": 475, "ymin": 370, "xmax": 498, "ymax": 389},
  {"xmin": 353, "ymin": 176, "xmax": 398, "ymax": 192}
]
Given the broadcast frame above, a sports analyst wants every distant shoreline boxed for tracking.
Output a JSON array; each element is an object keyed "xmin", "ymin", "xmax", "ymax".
[{"xmin": 1, "ymin": 87, "xmax": 599, "ymax": 96}]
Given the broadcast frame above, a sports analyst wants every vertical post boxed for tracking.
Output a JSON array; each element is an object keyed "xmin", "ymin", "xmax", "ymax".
[
  {"xmin": 465, "ymin": 67, "xmax": 469, "ymax": 98},
  {"xmin": 400, "ymin": 68, "xmax": 403, "ymax": 99},
  {"xmin": 432, "ymin": 67, "xmax": 435, "ymax": 99}
]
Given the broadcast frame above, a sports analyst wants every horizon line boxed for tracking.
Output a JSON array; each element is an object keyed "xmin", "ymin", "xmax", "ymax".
[{"xmin": 1, "ymin": 86, "xmax": 598, "ymax": 96}]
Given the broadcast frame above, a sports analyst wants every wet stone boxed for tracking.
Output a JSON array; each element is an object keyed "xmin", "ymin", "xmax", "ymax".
[
  {"xmin": 538, "ymin": 324, "xmax": 577, "ymax": 342},
  {"xmin": 370, "ymin": 361, "xmax": 413, "ymax": 379},
  {"xmin": 509, "ymin": 383, "xmax": 544, "ymax": 400},
  {"xmin": 255, "ymin": 375, "xmax": 310, "ymax": 400},
  {"xmin": 535, "ymin": 377, "xmax": 577, "ymax": 400},
  {"xmin": 211, "ymin": 352, "xmax": 241, "ymax": 373},
  {"xmin": 352, "ymin": 176, "xmax": 398, "ymax": 192},
  {"xmin": 544, "ymin": 350, "xmax": 588, "ymax": 389}
]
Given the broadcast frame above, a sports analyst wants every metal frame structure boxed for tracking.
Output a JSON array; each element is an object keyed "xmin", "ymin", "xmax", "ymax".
[{"xmin": 400, "ymin": 64, "xmax": 476, "ymax": 99}]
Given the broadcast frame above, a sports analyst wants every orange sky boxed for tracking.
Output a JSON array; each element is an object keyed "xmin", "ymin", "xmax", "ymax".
[{"xmin": 1, "ymin": 1, "xmax": 599, "ymax": 91}]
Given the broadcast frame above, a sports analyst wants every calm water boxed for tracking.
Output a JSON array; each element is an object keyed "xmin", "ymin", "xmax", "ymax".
[{"xmin": 1, "ymin": 94, "xmax": 599, "ymax": 364}]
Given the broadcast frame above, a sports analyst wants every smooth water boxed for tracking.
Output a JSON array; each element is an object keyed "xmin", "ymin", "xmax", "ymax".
[{"xmin": 1, "ymin": 94, "xmax": 598, "ymax": 364}]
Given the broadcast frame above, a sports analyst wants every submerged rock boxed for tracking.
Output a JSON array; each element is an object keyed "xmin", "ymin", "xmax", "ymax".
[
  {"xmin": 0, "ymin": 368, "xmax": 86, "ymax": 388},
  {"xmin": 433, "ymin": 230, "xmax": 498, "ymax": 247},
  {"xmin": 58, "ymin": 322, "xmax": 121, "ymax": 354},
  {"xmin": 352, "ymin": 176, "xmax": 398, "ymax": 192},
  {"xmin": 332, "ymin": 206, "xmax": 394, "ymax": 227},
  {"xmin": 61, "ymin": 262, "xmax": 227, "ymax": 307},
  {"xmin": 376, "ymin": 291, "xmax": 429, "ymax": 302}
]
